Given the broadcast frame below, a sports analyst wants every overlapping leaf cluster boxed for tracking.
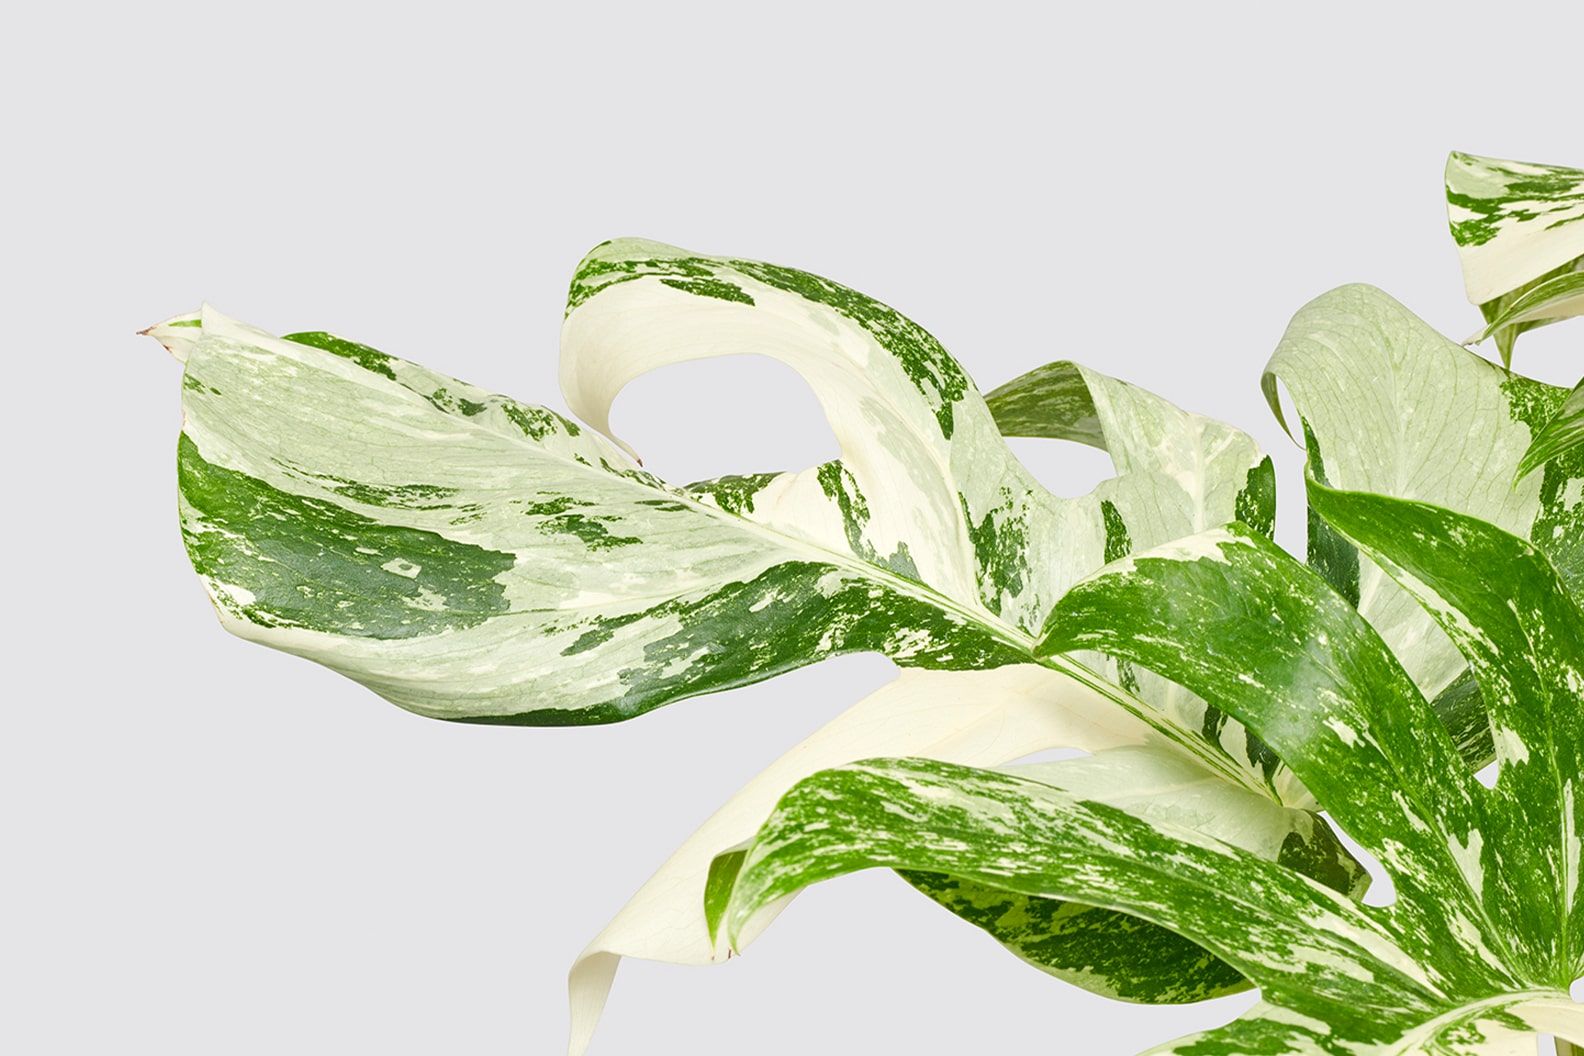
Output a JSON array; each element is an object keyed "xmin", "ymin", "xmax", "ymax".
[{"xmin": 152, "ymin": 152, "xmax": 1583, "ymax": 1054}]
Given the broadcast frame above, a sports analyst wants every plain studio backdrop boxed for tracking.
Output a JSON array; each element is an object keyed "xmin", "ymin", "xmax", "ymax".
[{"xmin": 4, "ymin": 3, "xmax": 1581, "ymax": 1053}]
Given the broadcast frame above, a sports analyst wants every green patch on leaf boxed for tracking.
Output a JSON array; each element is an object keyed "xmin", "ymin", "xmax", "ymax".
[
  {"xmin": 1234, "ymin": 457, "xmax": 1276, "ymax": 539},
  {"xmin": 959, "ymin": 489, "xmax": 1031, "ymax": 608},
  {"xmin": 177, "ymin": 433, "xmax": 514, "ymax": 638},
  {"xmin": 1501, "ymin": 374, "xmax": 1584, "ymax": 587},
  {"xmin": 686, "ymin": 472, "xmax": 780, "ymax": 516},
  {"xmin": 704, "ymin": 848, "xmax": 747, "ymax": 946},
  {"xmin": 427, "ymin": 386, "xmax": 489, "ymax": 417},
  {"xmin": 900, "ymin": 870, "xmax": 1249, "ymax": 1004},
  {"xmin": 182, "ymin": 373, "xmax": 221, "ymax": 396},
  {"xmin": 284, "ymin": 330, "xmax": 397, "ymax": 380},
  {"xmin": 730, "ymin": 258, "xmax": 971, "ymax": 439},
  {"xmin": 659, "ymin": 277, "xmax": 754, "ymax": 305},
  {"xmin": 1099, "ymin": 499, "xmax": 1131, "ymax": 563},
  {"xmin": 1301, "ymin": 421, "xmax": 1359, "ymax": 606},
  {"xmin": 525, "ymin": 495, "xmax": 643, "ymax": 551},
  {"xmin": 503, "ymin": 401, "xmax": 580, "ymax": 441}
]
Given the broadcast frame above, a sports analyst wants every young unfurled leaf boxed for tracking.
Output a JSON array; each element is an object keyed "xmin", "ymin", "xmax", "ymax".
[
  {"xmin": 1446, "ymin": 150, "xmax": 1584, "ymax": 363},
  {"xmin": 727, "ymin": 486, "xmax": 1583, "ymax": 1053}
]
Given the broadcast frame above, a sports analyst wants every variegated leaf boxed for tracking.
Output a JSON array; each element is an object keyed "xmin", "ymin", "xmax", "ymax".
[
  {"xmin": 560, "ymin": 240, "xmax": 1272, "ymax": 655},
  {"xmin": 727, "ymin": 485, "xmax": 1582, "ymax": 1053},
  {"xmin": 153, "ymin": 244, "xmax": 1272, "ymax": 752},
  {"xmin": 151, "ymin": 248, "xmax": 1339, "ymax": 1052},
  {"xmin": 1446, "ymin": 150, "xmax": 1584, "ymax": 364},
  {"xmin": 154, "ymin": 305, "xmax": 1011, "ymax": 723},
  {"xmin": 1261, "ymin": 284, "xmax": 1584, "ymax": 764},
  {"xmin": 896, "ymin": 745, "xmax": 1362, "ymax": 1005},
  {"xmin": 573, "ymin": 667, "xmax": 1342, "ymax": 1056},
  {"xmin": 1520, "ymin": 378, "xmax": 1584, "ymax": 482},
  {"xmin": 1467, "ymin": 267, "xmax": 1584, "ymax": 352}
]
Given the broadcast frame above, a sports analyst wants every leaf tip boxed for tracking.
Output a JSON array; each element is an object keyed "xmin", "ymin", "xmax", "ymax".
[{"xmin": 143, "ymin": 309, "xmax": 205, "ymax": 362}]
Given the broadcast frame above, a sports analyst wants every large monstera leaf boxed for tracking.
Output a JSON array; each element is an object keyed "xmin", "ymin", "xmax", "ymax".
[
  {"xmin": 724, "ymin": 483, "xmax": 1584, "ymax": 1054},
  {"xmin": 1445, "ymin": 151, "xmax": 1584, "ymax": 365},
  {"xmin": 155, "ymin": 304, "xmax": 1033, "ymax": 725},
  {"xmin": 1262, "ymin": 284, "xmax": 1583, "ymax": 763},
  {"xmin": 153, "ymin": 240, "xmax": 1269, "ymax": 734}
]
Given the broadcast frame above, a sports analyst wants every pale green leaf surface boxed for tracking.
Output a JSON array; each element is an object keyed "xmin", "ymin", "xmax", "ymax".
[
  {"xmin": 1261, "ymin": 284, "xmax": 1584, "ymax": 720},
  {"xmin": 1446, "ymin": 151, "xmax": 1584, "ymax": 306},
  {"xmin": 728, "ymin": 487, "xmax": 1582, "ymax": 1052}
]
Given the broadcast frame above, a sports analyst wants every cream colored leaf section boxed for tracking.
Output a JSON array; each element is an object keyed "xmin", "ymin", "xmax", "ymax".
[
  {"xmin": 566, "ymin": 664, "xmax": 1155, "ymax": 1056},
  {"xmin": 1446, "ymin": 151, "xmax": 1584, "ymax": 305}
]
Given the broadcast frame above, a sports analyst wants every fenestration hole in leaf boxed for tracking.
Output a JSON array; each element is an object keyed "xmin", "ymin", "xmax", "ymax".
[
  {"xmin": 1474, "ymin": 760, "xmax": 1499, "ymax": 789},
  {"xmin": 1325, "ymin": 815, "xmax": 1398, "ymax": 908},
  {"xmin": 1572, "ymin": 976, "xmax": 1583, "ymax": 1002},
  {"xmin": 607, "ymin": 353, "xmax": 839, "ymax": 483},
  {"xmin": 1005, "ymin": 745, "xmax": 1090, "ymax": 767},
  {"xmin": 1003, "ymin": 435, "xmax": 1118, "ymax": 501}
]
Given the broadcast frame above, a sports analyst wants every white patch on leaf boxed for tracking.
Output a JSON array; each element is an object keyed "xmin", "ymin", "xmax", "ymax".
[
  {"xmin": 382, "ymin": 558, "xmax": 422, "ymax": 579},
  {"xmin": 1492, "ymin": 725, "xmax": 1531, "ymax": 765},
  {"xmin": 1447, "ymin": 830, "xmax": 1485, "ymax": 903},
  {"xmin": 1324, "ymin": 717, "xmax": 1359, "ymax": 747}
]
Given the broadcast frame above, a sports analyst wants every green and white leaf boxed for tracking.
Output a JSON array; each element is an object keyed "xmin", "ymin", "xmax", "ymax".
[
  {"xmin": 560, "ymin": 239, "xmax": 1271, "ymax": 652},
  {"xmin": 152, "ymin": 242, "xmax": 1269, "ymax": 743},
  {"xmin": 1262, "ymin": 284, "xmax": 1584, "ymax": 757},
  {"xmin": 897, "ymin": 744, "xmax": 1362, "ymax": 1006},
  {"xmin": 1465, "ymin": 265, "xmax": 1584, "ymax": 353},
  {"xmin": 727, "ymin": 486, "xmax": 1583, "ymax": 1053},
  {"xmin": 1519, "ymin": 378, "xmax": 1584, "ymax": 482},
  {"xmin": 157, "ymin": 304, "xmax": 1017, "ymax": 723},
  {"xmin": 1446, "ymin": 150, "xmax": 1584, "ymax": 361}
]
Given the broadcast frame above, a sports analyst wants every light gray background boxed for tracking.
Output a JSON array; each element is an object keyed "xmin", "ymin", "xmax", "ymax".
[{"xmin": 6, "ymin": 3, "xmax": 1582, "ymax": 1053}]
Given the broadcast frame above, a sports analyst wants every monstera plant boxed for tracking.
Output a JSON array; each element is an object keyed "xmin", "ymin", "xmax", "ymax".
[{"xmin": 150, "ymin": 151, "xmax": 1583, "ymax": 1054}]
